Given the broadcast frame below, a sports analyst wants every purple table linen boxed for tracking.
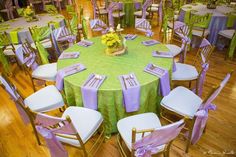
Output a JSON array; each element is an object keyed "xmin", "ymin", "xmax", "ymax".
[
  {"xmin": 56, "ymin": 63, "xmax": 86, "ymax": 91},
  {"xmin": 144, "ymin": 63, "xmax": 171, "ymax": 96},
  {"xmin": 119, "ymin": 73, "xmax": 140, "ymax": 113},
  {"xmin": 81, "ymin": 74, "xmax": 106, "ymax": 110},
  {"xmin": 58, "ymin": 52, "xmax": 80, "ymax": 60}
]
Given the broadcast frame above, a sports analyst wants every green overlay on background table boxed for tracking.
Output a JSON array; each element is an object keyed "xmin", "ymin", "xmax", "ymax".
[{"xmin": 57, "ymin": 36, "xmax": 173, "ymax": 134}]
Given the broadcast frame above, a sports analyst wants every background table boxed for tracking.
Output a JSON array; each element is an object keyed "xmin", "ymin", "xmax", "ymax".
[
  {"xmin": 179, "ymin": 3, "xmax": 236, "ymax": 45},
  {"xmin": 0, "ymin": 13, "xmax": 65, "ymax": 43},
  {"xmin": 57, "ymin": 36, "xmax": 173, "ymax": 134}
]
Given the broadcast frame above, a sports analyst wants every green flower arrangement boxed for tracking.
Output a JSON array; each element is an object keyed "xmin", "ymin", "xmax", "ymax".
[
  {"xmin": 23, "ymin": 6, "xmax": 34, "ymax": 17},
  {"xmin": 101, "ymin": 32, "xmax": 121, "ymax": 48}
]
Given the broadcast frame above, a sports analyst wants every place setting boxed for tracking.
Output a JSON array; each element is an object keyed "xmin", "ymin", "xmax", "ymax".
[
  {"xmin": 81, "ymin": 74, "xmax": 106, "ymax": 110},
  {"xmin": 58, "ymin": 51, "xmax": 80, "ymax": 60},
  {"xmin": 119, "ymin": 73, "xmax": 140, "ymax": 112},
  {"xmin": 78, "ymin": 40, "xmax": 94, "ymax": 47},
  {"xmin": 124, "ymin": 34, "xmax": 137, "ymax": 40},
  {"xmin": 141, "ymin": 39, "xmax": 160, "ymax": 46}
]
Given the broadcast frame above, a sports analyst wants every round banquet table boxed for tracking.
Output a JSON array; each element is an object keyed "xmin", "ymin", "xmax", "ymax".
[
  {"xmin": 179, "ymin": 3, "xmax": 236, "ymax": 45},
  {"xmin": 57, "ymin": 36, "xmax": 173, "ymax": 134},
  {"xmin": 0, "ymin": 13, "xmax": 65, "ymax": 43}
]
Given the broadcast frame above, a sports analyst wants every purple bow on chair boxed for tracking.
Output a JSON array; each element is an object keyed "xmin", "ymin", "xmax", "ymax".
[
  {"xmin": 36, "ymin": 126, "xmax": 68, "ymax": 157},
  {"xmin": 179, "ymin": 35, "xmax": 191, "ymax": 63},
  {"xmin": 133, "ymin": 120, "xmax": 185, "ymax": 157},
  {"xmin": 145, "ymin": 30, "xmax": 154, "ymax": 37},
  {"xmin": 191, "ymin": 103, "xmax": 216, "ymax": 144}
]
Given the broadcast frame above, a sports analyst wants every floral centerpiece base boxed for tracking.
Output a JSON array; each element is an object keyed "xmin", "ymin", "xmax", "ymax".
[
  {"xmin": 102, "ymin": 27, "xmax": 127, "ymax": 56},
  {"xmin": 105, "ymin": 46, "xmax": 127, "ymax": 56}
]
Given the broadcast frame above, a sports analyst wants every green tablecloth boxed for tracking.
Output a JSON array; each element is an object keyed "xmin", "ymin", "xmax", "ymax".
[{"xmin": 57, "ymin": 36, "xmax": 173, "ymax": 134}]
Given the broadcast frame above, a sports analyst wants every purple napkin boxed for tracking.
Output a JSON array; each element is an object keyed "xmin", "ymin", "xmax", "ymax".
[
  {"xmin": 144, "ymin": 63, "xmax": 170, "ymax": 96},
  {"xmin": 125, "ymin": 34, "xmax": 137, "ymax": 40},
  {"xmin": 152, "ymin": 51, "xmax": 173, "ymax": 58},
  {"xmin": 58, "ymin": 52, "xmax": 79, "ymax": 60},
  {"xmin": 119, "ymin": 73, "xmax": 140, "ymax": 112},
  {"xmin": 78, "ymin": 40, "xmax": 94, "ymax": 47},
  {"xmin": 152, "ymin": 51, "xmax": 177, "ymax": 72},
  {"xmin": 56, "ymin": 63, "xmax": 86, "ymax": 90},
  {"xmin": 141, "ymin": 40, "xmax": 160, "ymax": 46},
  {"xmin": 81, "ymin": 74, "xmax": 106, "ymax": 110}
]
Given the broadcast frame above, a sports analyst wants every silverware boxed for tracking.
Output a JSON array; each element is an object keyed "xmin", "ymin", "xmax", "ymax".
[
  {"xmin": 84, "ymin": 74, "xmax": 95, "ymax": 87},
  {"xmin": 122, "ymin": 76, "xmax": 127, "ymax": 90},
  {"xmin": 91, "ymin": 74, "xmax": 102, "ymax": 87},
  {"xmin": 65, "ymin": 66, "xmax": 80, "ymax": 74},
  {"xmin": 95, "ymin": 75, "xmax": 103, "ymax": 88},
  {"xmin": 129, "ymin": 74, "xmax": 137, "ymax": 86}
]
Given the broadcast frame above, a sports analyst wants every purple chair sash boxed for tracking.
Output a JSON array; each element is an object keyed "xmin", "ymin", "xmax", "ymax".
[
  {"xmin": 144, "ymin": 63, "xmax": 170, "ymax": 96},
  {"xmin": 133, "ymin": 119, "xmax": 185, "ymax": 157},
  {"xmin": 35, "ymin": 113, "xmax": 77, "ymax": 157},
  {"xmin": 81, "ymin": 74, "xmax": 106, "ymax": 110},
  {"xmin": 195, "ymin": 63, "xmax": 209, "ymax": 97},
  {"xmin": 119, "ymin": 73, "xmax": 140, "ymax": 112},
  {"xmin": 56, "ymin": 63, "xmax": 86, "ymax": 90},
  {"xmin": 141, "ymin": 0, "xmax": 152, "ymax": 19},
  {"xmin": 191, "ymin": 73, "xmax": 231, "ymax": 144},
  {"xmin": 199, "ymin": 38, "xmax": 211, "ymax": 48},
  {"xmin": 107, "ymin": 2, "xmax": 121, "ymax": 28},
  {"xmin": 0, "ymin": 76, "xmax": 30, "ymax": 124},
  {"xmin": 90, "ymin": 18, "xmax": 107, "ymax": 32}
]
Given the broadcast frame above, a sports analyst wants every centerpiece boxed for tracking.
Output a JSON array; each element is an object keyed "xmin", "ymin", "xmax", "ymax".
[
  {"xmin": 23, "ymin": 4, "xmax": 38, "ymax": 22},
  {"xmin": 101, "ymin": 24, "xmax": 127, "ymax": 56}
]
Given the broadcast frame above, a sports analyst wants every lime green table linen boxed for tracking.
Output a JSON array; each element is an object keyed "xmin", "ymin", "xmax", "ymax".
[{"xmin": 57, "ymin": 36, "xmax": 173, "ymax": 134}]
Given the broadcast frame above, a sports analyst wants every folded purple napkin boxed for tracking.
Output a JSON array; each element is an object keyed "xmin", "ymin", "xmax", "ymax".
[
  {"xmin": 119, "ymin": 73, "xmax": 140, "ymax": 112},
  {"xmin": 125, "ymin": 34, "xmax": 137, "ymax": 40},
  {"xmin": 78, "ymin": 40, "xmax": 94, "ymax": 47},
  {"xmin": 144, "ymin": 63, "xmax": 170, "ymax": 96},
  {"xmin": 152, "ymin": 51, "xmax": 177, "ymax": 72},
  {"xmin": 81, "ymin": 74, "xmax": 106, "ymax": 110},
  {"xmin": 58, "ymin": 52, "xmax": 80, "ymax": 60},
  {"xmin": 56, "ymin": 63, "xmax": 86, "ymax": 90},
  {"xmin": 141, "ymin": 40, "xmax": 160, "ymax": 46},
  {"xmin": 152, "ymin": 51, "xmax": 173, "ymax": 58}
]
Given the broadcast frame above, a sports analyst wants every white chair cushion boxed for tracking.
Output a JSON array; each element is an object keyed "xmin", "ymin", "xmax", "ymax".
[
  {"xmin": 117, "ymin": 113, "xmax": 165, "ymax": 151},
  {"xmin": 32, "ymin": 63, "xmax": 57, "ymax": 81},
  {"xmin": 151, "ymin": 4, "xmax": 159, "ymax": 7},
  {"xmin": 134, "ymin": 11, "xmax": 149, "ymax": 17},
  {"xmin": 3, "ymin": 44, "xmax": 21, "ymax": 56},
  {"xmin": 172, "ymin": 63, "xmax": 198, "ymax": 81},
  {"xmin": 161, "ymin": 86, "xmax": 203, "ymax": 118},
  {"xmin": 165, "ymin": 44, "xmax": 182, "ymax": 57},
  {"xmin": 218, "ymin": 29, "xmax": 235, "ymax": 39},
  {"xmin": 24, "ymin": 85, "xmax": 64, "ymax": 112},
  {"xmin": 56, "ymin": 106, "xmax": 103, "ymax": 147},
  {"xmin": 192, "ymin": 29, "xmax": 210, "ymax": 37},
  {"xmin": 112, "ymin": 12, "xmax": 125, "ymax": 17},
  {"xmin": 31, "ymin": 38, "xmax": 52, "ymax": 49},
  {"xmin": 148, "ymin": 6, "xmax": 159, "ymax": 12}
]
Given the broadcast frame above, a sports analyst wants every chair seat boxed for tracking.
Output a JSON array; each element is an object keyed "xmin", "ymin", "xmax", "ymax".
[
  {"xmin": 165, "ymin": 44, "xmax": 182, "ymax": 57},
  {"xmin": 3, "ymin": 44, "xmax": 21, "ymax": 56},
  {"xmin": 134, "ymin": 11, "xmax": 149, "ymax": 17},
  {"xmin": 31, "ymin": 38, "xmax": 52, "ymax": 49},
  {"xmin": 32, "ymin": 63, "xmax": 57, "ymax": 81},
  {"xmin": 192, "ymin": 29, "xmax": 210, "ymax": 37},
  {"xmin": 218, "ymin": 29, "xmax": 235, "ymax": 39},
  {"xmin": 112, "ymin": 12, "xmax": 125, "ymax": 18},
  {"xmin": 172, "ymin": 63, "xmax": 198, "ymax": 81},
  {"xmin": 24, "ymin": 85, "xmax": 64, "ymax": 112},
  {"xmin": 56, "ymin": 106, "xmax": 103, "ymax": 147},
  {"xmin": 117, "ymin": 113, "xmax": 165, "ymax": 151},
  {"xmin": 161, "ymin": 86, "xmax": 203, "ymax": 118}
]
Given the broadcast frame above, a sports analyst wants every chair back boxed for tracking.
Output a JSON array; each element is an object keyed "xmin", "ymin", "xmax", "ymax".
[
  {"xmin": 195, "ymin": 63, "xmax": 209, "ymax": 97},
  {"xmin": 0, "ymin": 74, "xmax": 30, "ymax": 124},
  {"xmin": 191, "ymin": 12, "xmax": 212, "ymax": 29},
  {"xmin": 15, "ymin": 42, "xmax": 39, "ymax": 70},
  {"xmin": 135, "ymin": 18, "xmax": 152, "ymax": 35},
  {"xmin": 91, "ymin": 0, "xmax": 100, "ymax": 18},
  {"xmin": 202, "ymin": 72, "xmax": 232, "ymax": 109},
  {"xmin": 142, "ymin": 0, "xmax": 152, "ymax": 18},
  {"xmin": 194, "ymin": 38, "xmax": 214, "ymax": 67},
  {"xmin": 34, "ymin": 112, "xmax": 83, "ymax": 157},
  {"xmin": 44, "ymin": 4, "xmax": 58, "ymax": 14},
  {"xmin": 228, "ymin": 31, "xmax": 236, "ymax": 59},
  {"xmin": 107, "ymin": 2, "xmax": 122, "ymax": 27},
  {"xmin": 5, "ymin": 0, "xmax": 13, "ymax": 9},
  {"xmin": 226, "ymin": 13, "xmax": 236, "ymax": 28},
  {"xmin": 132, "ymin": 119, "xmax": 185, "ymax": 156},
  {"xmin": 90, "ymin": 18, "xmax": 107, "ymax": 32},
  {"xmin": 14, "ymin": 0, "xmax": 20, "ymax": 8}
]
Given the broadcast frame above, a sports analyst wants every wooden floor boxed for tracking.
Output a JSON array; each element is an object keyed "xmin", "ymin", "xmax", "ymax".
[{"xmin": 1, "ymin": 2, "xmax": 236, "ymax": 157}]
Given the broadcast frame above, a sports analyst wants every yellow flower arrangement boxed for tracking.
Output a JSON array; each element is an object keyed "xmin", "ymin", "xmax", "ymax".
[
  {"xmin": 101, "ymin": 32, "xmax": 121, "ymax": 48},
  {"xmin": 23, "ymin": 6, "xmax": 34, "ymax": 17}
]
